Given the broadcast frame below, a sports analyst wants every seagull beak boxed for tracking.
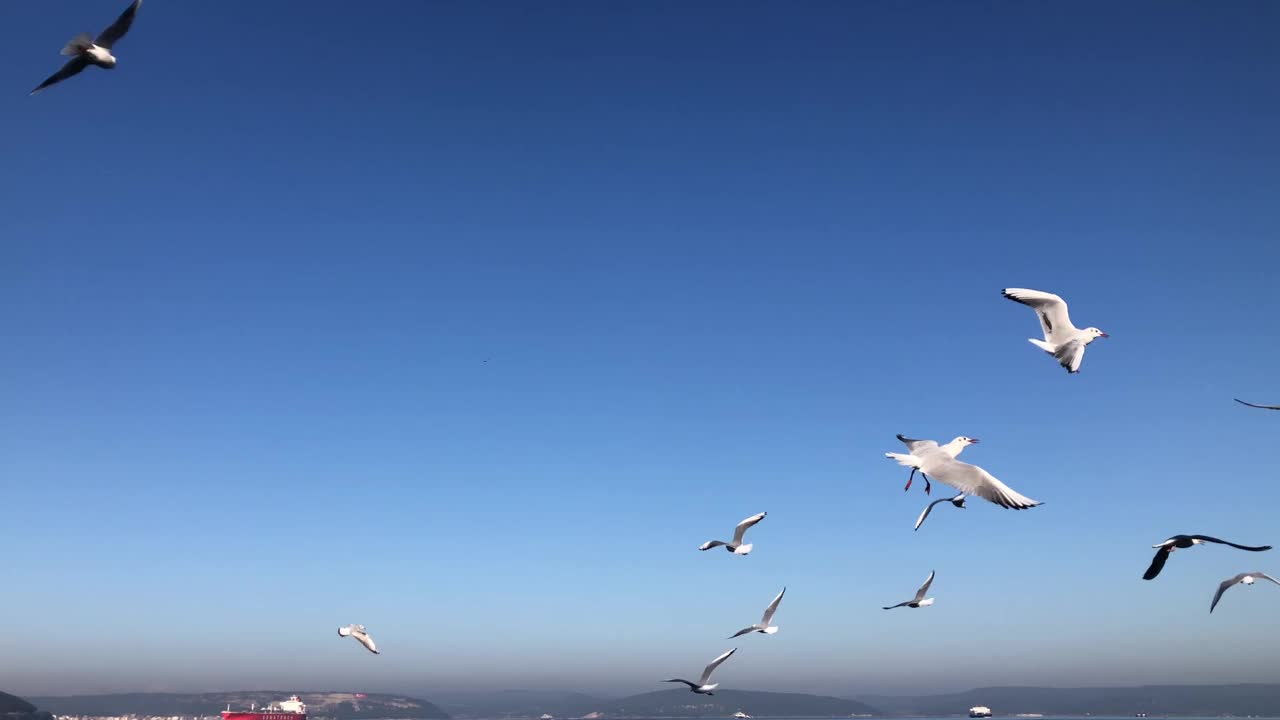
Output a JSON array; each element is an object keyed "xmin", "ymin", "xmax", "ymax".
[
  {"xmin": 1100, "ymin": 332, "xmax": 1110, "ymax": 338},
  {"xmin": 969, "ymin": 438, "xmax": 980, "ymax": 444}
]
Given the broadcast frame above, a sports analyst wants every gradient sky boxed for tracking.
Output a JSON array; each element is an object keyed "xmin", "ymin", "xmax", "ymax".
[{"xmin": 3, "ymin": 0, "xmax": 1280, "ymax": 701}]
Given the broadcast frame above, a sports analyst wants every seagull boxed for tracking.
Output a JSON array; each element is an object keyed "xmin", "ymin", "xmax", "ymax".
[
  {"xmin": 1235, "ymin": 399, "xmax": 1280, "ymax": 411},
  {"xmin": 1002, "ymin": 288, "xmax": 1108, "ymax": 374},
  {"xmin": 1210, "ymin": 572, "xmax": 1280, "ymax": 613},
  {"xmin": 699, "ymin": 512, "xmax": 767, "ymax": 555},
  {"xmin": 892, "ymin": 435, "xmax": 978, "ymax": 494},
  {"xmin": 1142, "ymin": 535, "xmax": 1273, "ymax": 580},
  {"xmin": 337, "ymin": 624, "xmax": 380, "ymax": 654},
  {"xmin": 883, "ymin": 570, "xmax": 936, "ymax": 610},
  {"xmin": 886, "ymin": 440, "xmax": 1040, "ymax": 510},
  {"xmin": 663, "ymin": 648, "xmax": 736, "ymax": 695},
  {"xmin": 914, "ymin": 493, "xmax": 967, "ymax": 531},
  {"xmin": 729, "ymin": 587, "xmax": 786, "ymax": 638},
  {"xmin": 31, "ymin": 0, "xmax": 142, "ymax": 95}
]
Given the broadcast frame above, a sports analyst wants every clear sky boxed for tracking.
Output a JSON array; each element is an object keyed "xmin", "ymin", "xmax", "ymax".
[{"xmin": 3, "ymin": 0, "xmax": 1280, "ymax": 701}]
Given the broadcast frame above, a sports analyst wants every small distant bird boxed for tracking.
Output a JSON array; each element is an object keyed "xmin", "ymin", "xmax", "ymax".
[
  {"xmin": 886, "ymin": 439, "xmax": 1040, "ymax": 510},
  {"xmin": 31, "ymin": 0, "xmax": 142, "ymax": 95},
  {"xmin": 699, "ymin": 512, "xmax": 767, "ymax": 555},
  {"xmin": 729, "ymin": 587, "xmax": 786, "ymax": 638},
  {"xmin": 1210, "ymin": 572, "xmax": 1280, "ymax": 613},
  {"xmin": 1142, "ymin": 535, "xmax": 1273, "ymax": 580},
  {"xmin": 1002, "ymin": 288, "xmax": 1108, "ymax": 373},
  {"xmin": 337, "ymin": 624, "xmax": 380, "ymax": 654},
  {"xmin": 663, "ymin": 648, "xmax": 736, "ymax": 695},
  {"xmin": 883, "ymin": 570, "xmax": 936, "ymax": 610},
  {"xmin": 1235, "ymin": 398, "xmax": 1280, "ymax": 411},
  {"xmin": 893, "ymin": 435, "xmax": 978, "ymax": 494},
  {"xmin": 914, "ymin": 493, "xmax": 967, "ymax": 531}
]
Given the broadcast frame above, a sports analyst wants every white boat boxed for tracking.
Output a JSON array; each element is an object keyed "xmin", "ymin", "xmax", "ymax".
[
  {"xmin": 732, "ymin": 712, "xmax": 752, "ymax": 719},
  {"xmin": 540, "ymin": 715, "xmax": 553, "ymax": 719},
  {"xmin": 970, "ymin": 707, "xmax": 993, "ymax": 718}
]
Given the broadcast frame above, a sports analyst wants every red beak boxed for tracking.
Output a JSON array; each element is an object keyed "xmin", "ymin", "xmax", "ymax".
[{"xmin": 1100, "ymin": 332, "xmax": 1110, "ymax": 338}]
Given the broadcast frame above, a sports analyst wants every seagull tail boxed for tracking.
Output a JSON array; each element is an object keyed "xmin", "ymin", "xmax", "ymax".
[
  {"xmin": 61, "ymin": 33, "xmax": 94, "ymax": 56},
  {"xmin": 1027, "ymin": 338, "xmax": 1054, "ymax": 353},
  {"xmin": 885, "ymin": 452, "xmax": 922, "ymax": 469}
]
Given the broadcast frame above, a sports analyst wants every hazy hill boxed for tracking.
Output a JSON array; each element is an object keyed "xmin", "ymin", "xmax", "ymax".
[
  {"xmin": 0, "ymin": 693, "xmax": 37, "ymax": 715},
  {"xmin": 30, "ymin": 693, "xmax": 448, "ymax": 720},
  {"xmin": 428, "ymin": 690, "xmax": 607, "ymax": 719},
  {"xmin": 855, "ymin": 683, "xmax": 1280, "ymax": 716}
]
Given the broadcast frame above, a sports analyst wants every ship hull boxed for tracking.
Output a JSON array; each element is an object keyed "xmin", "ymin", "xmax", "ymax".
[{"xmin": 223, "ymin": 712, "xmax": 306, "ymax": 720}]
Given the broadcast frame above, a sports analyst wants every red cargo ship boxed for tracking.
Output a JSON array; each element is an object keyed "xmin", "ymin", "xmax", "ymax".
[{"xmin": 222, "ymin": 696, "xmax": 307, "ymax": 720}]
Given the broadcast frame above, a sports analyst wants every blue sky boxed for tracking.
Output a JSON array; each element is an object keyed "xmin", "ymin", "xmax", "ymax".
[{"xmin": 3, "ymin": 0, "xmax": 1280, "ymax": 700}]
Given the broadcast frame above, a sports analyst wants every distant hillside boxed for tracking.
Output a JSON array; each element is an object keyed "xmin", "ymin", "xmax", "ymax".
[
  {"xmin": 30, "ymin": 693, "xmax": 448, "ymax": 720},
  {"xmin": 428, "ymin": 690, "xmax": 607, "ymax": 719},
  {"xmin": 855, "ymin": 683, "xmax": 1280, "ymax": 717},
  {"xmin": 0, "ymin": 692, "xmax": 37, "ymax": 715}
]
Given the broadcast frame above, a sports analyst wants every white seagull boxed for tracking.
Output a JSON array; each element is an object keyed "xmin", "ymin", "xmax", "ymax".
[
  {"xmin": 699, "ymin": 512, "xmax": 766, "ymax": 555},
  {"xmin": 663, "ymin": 648, "xmax": 736, "ymax": 695},
  {"xmin": 31, "ymin": 0, "xmax": 142, "ymax": 95},
  {"xmin": 729, "ymin": 587, "xmax": 786, "ymax": 638},
  {"xmin": 893, "ymin": 434, "xmax": 978, "ymax": 494},
  {"xmin": 1235, "ymin": 398, "xmax": 1280, "ymax": 411},
  {"xmin": 1210, "ymin": 572, "xmax": 1280, "ymax": 613},
  {"xmin": 886, "ymin": 438, "xmax": 1040, "ymax": 510},
  {"xmin": 883, "ymin": 570, "xmax": 936, "ymax": 610},
  {"xmin": 337, "ymin": 624, "xmax": 380, "ymax": 654},
  {"xmin": 914, "ymin": 493, "xmax": 967, "ymax": 531},
  {"xmin": 1002, "ymin": 288, "xmax": 1108, "ymax": 374}
]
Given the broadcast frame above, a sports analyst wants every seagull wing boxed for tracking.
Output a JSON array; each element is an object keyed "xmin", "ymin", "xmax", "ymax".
[
  {"xmin": 882, "ymin": 601, "xmax": 910, "ymax": 610},
  {"xmin": 337, "ymin": 625, "xmax": 354, "ymax": 637},
  {"xmin": 1002, "ymin": 288, "xmax": 1076, "ymax": 343},
  {"xmin": 914, "ymin": 497, "xmax": 949, "ymax": 531},
  {"xmin": 728, "ymin": 627, "xmax": 756, "ymax": 639},
  {"xmin": 351, "ymin": 627, "xmax": 379, "ymax": 653},
  {"xmin": 896, "ymin": 434, "xmax": 939, "ymax": 454},
  {"xmin": 1210, "ymin": 575, "xmax": 1247, "ymax": 613},
  {"xmin": 1256, "ymin": 572, "xmax": 1280, "ymax": 586},
  {"xmin": 1191, "ymin": 536, "xmax": 1273, "ymax": 552},
  {"xmin": 698, "ymin": 648, "xmax": 736, "ymax": 685},
  {"xmin": 1235, "ymin": 398, "xmax": 1280, "ymax": 410},
  {"xmin": 731, "ymin": 512, "xmax": 766, "ymax": 544},
  {"xmin": 923, "ymin": 457, "xmax": 1041, "ymax": 509},
  {"xmin": 97, "ymin": 0, "xmax": 142, "ymax": 48},
  {"xmin": 1052, "ymin": 339, "xmax": 1087, "ymax": 374},
  {"xmin": 699, "ymin": 540, "xmax": 729, "ymax": 551},
  {"xmin": 30, "ymin": 56, "xmax": 89, "ymax": 95},
  {"xmin": 1143, "ymin": 546, "xmax": 1172, "ymax": 580},
  {"xmin": 914, "ymin": 570, "xmax": 935, "ymax": 601},
  {"xmin": 760, "ymin": 587, "xmax": 785, "ymax": 625},
  {"xmin": 663, "ymin": 679, "xmax": 699, "ymax": 690}
]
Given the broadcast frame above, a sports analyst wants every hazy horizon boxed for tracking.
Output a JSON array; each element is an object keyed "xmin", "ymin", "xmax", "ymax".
[{"xmin": 5, "ymin": 0, "xmax": 1279, "ymax": 702}]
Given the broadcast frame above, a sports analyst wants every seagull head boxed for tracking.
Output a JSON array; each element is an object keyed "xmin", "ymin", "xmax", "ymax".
[
  {"xmin": 1085, "ymin": 327, "xmax": 1108, "ymax": 341},
  {"xmin": 952, "ymin": 496, "xmax": 967, "ymax": 508}
]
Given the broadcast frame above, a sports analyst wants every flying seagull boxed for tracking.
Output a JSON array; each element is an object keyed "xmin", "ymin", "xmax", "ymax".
[
  {"xmin": 883, "ymin": 570, "xmax": 936, "ymax": 610},
  {"xmin": 886, "ymin": 440, "xmax": 1040, "ymax": 510},
  {"xmin": 1235, "ymin": 399, "xmax": 1280, "ymax": 411},
  {"xmin": 914, "ymin": 493, "xmax": 966, "ymax": 531},
  {"xmin": 1210, "ymin": 572, "xmax": 1280, "ymax": 613},
  {"xmin": 893, "ymin": 434, "xmax": 978, "ymax": 494},
  {"xmin": 1002, "ymin": 288, "xmax": 1108, "ymax": 373},
  {"xmin": 699, "ymin": 512, "xmax": 766, "ymax": 555},
  {"xmin": 1142, "ymin": 535, "xmax": 1273, "ymax": 580},
  {"xmin": 729, "ymin": 587, "xmax": 786, "ymax": 638},
  {"xmin": 663, "ymin": 648, "xmax": 736, "ymax": 695},
  {"xmin": 337, "ymin": 624, "xmax": 380, "ymax": 654},
  {"xmin": 31, "ymin": 0, "xmax": 142, "ymax": 95}
]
